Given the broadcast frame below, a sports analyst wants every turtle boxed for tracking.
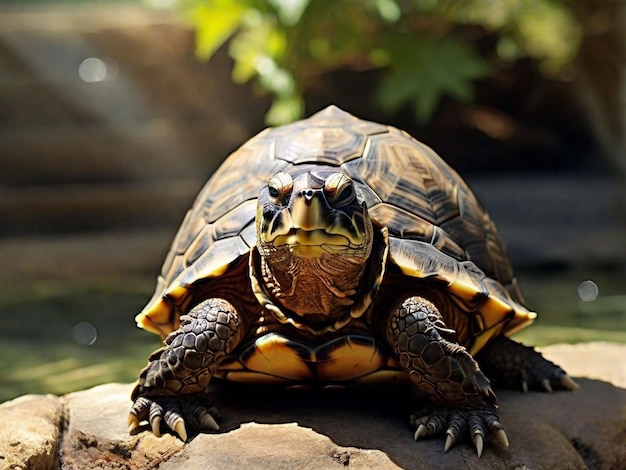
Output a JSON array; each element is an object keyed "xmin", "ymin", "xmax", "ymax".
[{"xmin": 128, "ymin": 105, "xmax": 578, "ymax": 456}]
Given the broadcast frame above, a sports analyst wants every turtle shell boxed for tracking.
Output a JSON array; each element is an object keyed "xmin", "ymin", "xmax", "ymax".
[{"xmin": 136, "ymin": 105, "xmax": 535, "ymax": 355}]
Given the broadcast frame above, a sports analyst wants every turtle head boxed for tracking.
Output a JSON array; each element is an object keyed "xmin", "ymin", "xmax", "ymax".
[
  {"xmin": 256, "ymin": 169, "xmax": 373, "ymax": 260},
  {"xmin": 254, "ymin": 169, "xmax": 375, "ymax": 323}
]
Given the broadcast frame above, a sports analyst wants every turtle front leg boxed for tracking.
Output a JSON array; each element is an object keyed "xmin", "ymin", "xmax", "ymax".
[
  {"xmin": 128, "ymin": 298, "xmax": 242, "ymax": 441},
  {"xmin": 386, "ymin": 296, "xmax": 509, "ymax": 456}
]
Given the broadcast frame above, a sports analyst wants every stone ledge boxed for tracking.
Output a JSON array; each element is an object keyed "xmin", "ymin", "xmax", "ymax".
[
  {"xmin": 0, "ymin": 394, "xmax": 64, "ymax": 470},
  {"xmin": 1, "ymin": 342, "xmax": 625, "ymax": 469}
]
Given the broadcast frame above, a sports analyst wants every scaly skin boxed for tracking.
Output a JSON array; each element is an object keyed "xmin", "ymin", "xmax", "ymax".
[
  {"xmin": 386, "ymin": 296, "xmax": 509, "ymax": 456},
  {"xmin": 128, "ymin": 294, "xmax": 578, "ymax": 454},
  {"xmin": 476, "ymin": 335, "xmax": 580, "ymax": 394},
  {"xmin": 128, "ymin": 298, "xmax": 242, "ymax": 441}
]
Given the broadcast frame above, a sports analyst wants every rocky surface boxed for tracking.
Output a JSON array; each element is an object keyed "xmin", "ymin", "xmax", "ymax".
[
  {"xmin": 0, "ymin": 394, "xmax": 63, "ymax": 470},
  {"xmin": 1, "ymin": 342, "xmax": 625, "ymax": 470}
]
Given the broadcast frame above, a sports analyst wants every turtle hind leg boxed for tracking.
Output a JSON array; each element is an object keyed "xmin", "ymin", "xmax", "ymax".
[
  {"xmin": 128, "ymin": 298, "xmax": 242, "ymax": 440},
  {"xmin": 476, "ymin": 335, "xmax": 579, "ymax": 393},
  {"xmin": 386, "ymin": 296, "xmax": 508, "ymax": 456}
]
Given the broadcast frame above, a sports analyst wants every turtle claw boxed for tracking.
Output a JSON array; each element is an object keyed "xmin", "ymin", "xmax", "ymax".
[
  {"xmin": 414, "ymin": 423, "xmax": 428, "ymax": 441},
  {"xmin": 518, "ymin": 366, "xmax": 578, "ymax": 394},
  {"xmin": 200, "ymin": 412, "xmax": 220, "ymax": 431},
  {"xmin": 521, "ymin": 380, "xmax": 528, "ymax": 394},
  {"xmin": 537, "ymin": 369, "xmax": 579, "ymax": 393},
  {"xmin": 444, "ymin": 432, "xmax": 458, "ymax": 453},
  {"xmin": 129, "ymin": 395, "xmax": 220, "ymax": 441},
  {"xmin": 173, "ymin": 421, "xmax": 187, "ymax": 442},
  {"xmin": 127, "ymin": 414, "xmax": 140, "ymax": 435},
  {"xmin": 477, "ymin": 336, "xmax": 580, "ymax": 394},
  {"xmin": 560, "ymin": 374, "xmax": 580, "ymax": 390},
  {"xmin": 150, "ymin": 415, "xmax": 162, "ymax": 437},
  {"xmin": 472, "ymin": 432, "xmax": 484, "ymax": 458},
  {"xmin": 148, "ymin": 399, "xmax": 165, "ymax": 437},
  {"xmin": 410, "ymin": 406, "xmax": 507, "ymax": 456},
  {"xmin": 495, "ymin": 428, "xmax": 509, "ymax": 448}
]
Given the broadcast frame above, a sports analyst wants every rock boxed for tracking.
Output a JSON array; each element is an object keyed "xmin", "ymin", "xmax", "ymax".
[
  {"xmin": 1, "ymin": 342, "xmax": 625, "ymax": 470},
  {"xmin": 0, "ymin": 394, "xmax": 63, "ymax": 470},
  {"xmin": 60, "ymin": 384, "xmax": 184, "ymax": 470},
  {"xmin": 159, "ymin": 422, "xmax": 400, "ymax": 470},
  {"xmin": 539, "ymin": 342, "xmax": 626, "ymax": 389}
]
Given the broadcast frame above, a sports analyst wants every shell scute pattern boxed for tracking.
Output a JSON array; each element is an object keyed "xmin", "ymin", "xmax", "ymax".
[
  {"xmin": 274, "ymin": 125, "xmax": 366, "ymax": 165},
  {"xmin": 180, "ymin": 236, "xmax": 250, "ymax": 288},
  {"xmin": 210, "ymin": 199, "xmax": 257, "ymax": 243},
  {"xmin": 203, "ymin": 146, "xmax": 287, "ymax": 224},
  {"xmin": 349, "ymin": 134, "xmax": 459, "ymax": 227},
  {"xmin": 137, "ymin": 105, "xmax": 533, "ymax": 340}
]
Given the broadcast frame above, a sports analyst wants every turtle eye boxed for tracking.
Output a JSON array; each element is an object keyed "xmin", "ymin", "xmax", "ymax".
[
  {"xmin": 267, "ymin": 172, "xmax": 293, "ymax": 206},
  {"xmin": 334, "ymin": 184, "xmax": 355, "ymax": 207},
  {"xmin": 324, "ymin": 173, "xmax": 356, "ymax": 208},
  {"xmin": 268, "ymin": 186, "xmax": 280, "ymax": 198}
]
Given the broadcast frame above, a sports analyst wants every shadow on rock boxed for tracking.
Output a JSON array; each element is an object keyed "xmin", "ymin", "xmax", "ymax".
[
  {"xmin": 153, "ymin": 378, "xmax": 625, "ymax": 469},
  {"xmin": 2, "ymin": 377, "xmax": 625, "ymax": 469}
]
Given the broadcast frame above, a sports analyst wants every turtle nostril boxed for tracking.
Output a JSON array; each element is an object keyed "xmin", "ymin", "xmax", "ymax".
[{"xmin": 301, "ymin": 189, "xmax": 314, "ymax": 200}]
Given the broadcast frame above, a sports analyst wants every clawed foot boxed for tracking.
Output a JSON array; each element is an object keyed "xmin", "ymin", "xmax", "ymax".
[
  {"xmin": 476, "ymin": 336, "xmax": 580, "ymax": 394},
  {"xmin": 410, "ymin": 406, "xmax": 509, "ymax": 457},
  {"xmin": 520, "ymin": 365, "xmax": 579, "ymax": 394},
  {"xmin": 128, "ymin": 396, "xmax": 220, "ymax": 441}
]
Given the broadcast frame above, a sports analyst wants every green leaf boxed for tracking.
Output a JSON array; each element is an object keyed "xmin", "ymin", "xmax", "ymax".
[
  {"xmin": 375, "ymin": 0, "xmax": 401, "ymax": 22},
  {"xmin": 266, "ymin": 95, "xmax": 303, "ymax": 125},
  {"xmin": 267, "ymin": 0, "xmax": 311, "ymax": 26},
  {"xmin": 376, "ymin": 33, "xmax": 490, "ymax": 122},
  {"xmin": 229, "ymin": 11, "xmax": 288, "ymax": 83},
  {"xmin": 189, "ymin": 0, "xmax": 248, "ymax": 60}
]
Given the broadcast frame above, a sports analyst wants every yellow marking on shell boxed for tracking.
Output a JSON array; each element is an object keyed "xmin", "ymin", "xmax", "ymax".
[
  {"xmin": 469, "ymin": 298, "xmax": 536, "ymax": 355},
  {"xmin": 448, "ymin": 278, "xmax": 483, "ymax": 303},
  {"xmin": 136, "ymin": 274, "xmax": 197, "ymax": 338},
  {"xmin": 163, "ymin": 283, "xmax": 188, "ymax": 301},
  {"xmin": 316, "ymin": 340, "xmax": 385, "ymax": 381},
  {"xmin": 480, "ymin": 296, "xmax": 514, "ymax": 327},
  {"xmin": 395, "ymin": 256, "xmax": 482, "ymax": 304},
  {"xmin": 392, "ymin": 240, "xmax": 537, "ymax": 356},
  {"xmin": 135, "ymin": 299, "xmax": 179, "ymax": 338},
  {"xmin": 137, "ymin": 236, "xmax": 251, "ymax": 338},
  {"xmin": 469, "ymin": 323, "xmax": 503, "ymax": 356},
  {"xmin": 482, "ymin": 296, "xmax": 535, "ymax": 332},
  {"xmin": 395, "ymin": 261, "xmax": 425, "ymax": 278},
  {"xmin": 243, "ymin": 334, "xmax": 314, "ymax": 381},
  {"xmin": 505, "ymin": 311, "xmax": 537, "ymax": 337}
]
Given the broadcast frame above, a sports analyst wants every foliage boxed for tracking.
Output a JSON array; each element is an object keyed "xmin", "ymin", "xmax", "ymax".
[{"xmin": 146, "ymin": 0, "xmax": 582, "ymax": 125}]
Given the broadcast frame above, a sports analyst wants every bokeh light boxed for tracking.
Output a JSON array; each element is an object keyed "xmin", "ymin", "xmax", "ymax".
[
  {"xmin": 577, "ymin": 280, "xmax": 599, "ymax": 302},
  {"xmin": 78, "ymin": 57, "xmax": 117, "ymax": 83},
  {"xmin": 72, "ymin": 322, "xmax": 98, "ymax": 346}
]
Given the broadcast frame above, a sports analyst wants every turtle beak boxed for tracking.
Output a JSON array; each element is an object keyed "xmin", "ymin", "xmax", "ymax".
[{"xmin": 291, "ymin": 190, "xmax": 325, "ymax": 231}]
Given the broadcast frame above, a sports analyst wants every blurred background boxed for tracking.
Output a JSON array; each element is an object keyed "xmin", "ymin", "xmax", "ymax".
[{"xmin": 1, "ymin": 0, "xmax": 625, "ymax": 402}]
